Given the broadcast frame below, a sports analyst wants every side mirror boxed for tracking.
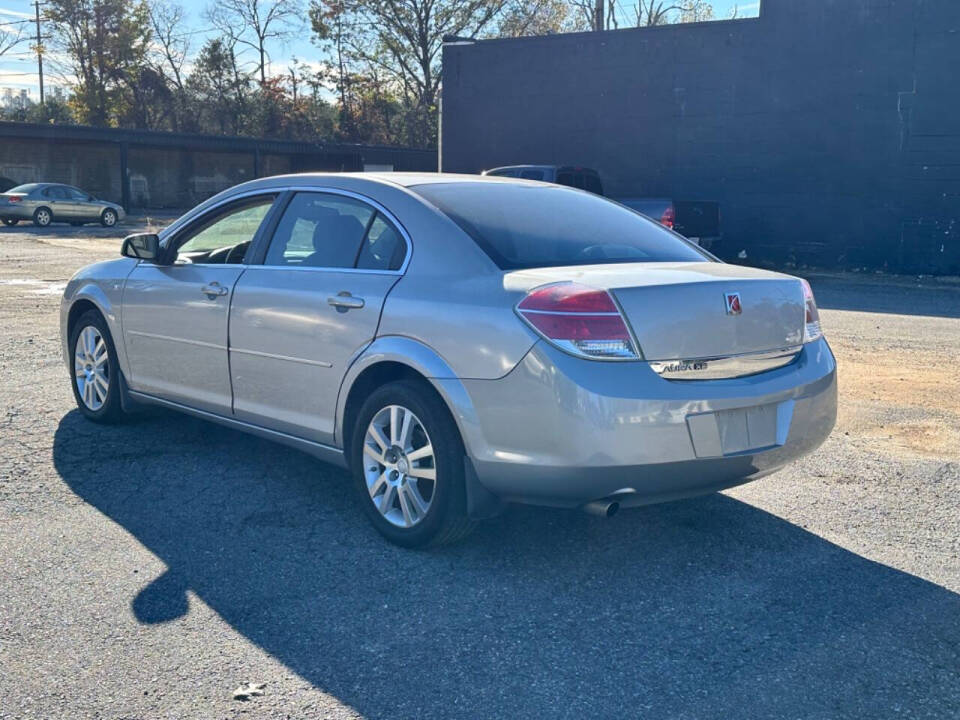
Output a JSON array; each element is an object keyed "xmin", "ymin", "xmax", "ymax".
[{"xmin": 121, "ymin": 233, "xmax": 162, "ymax": 262}]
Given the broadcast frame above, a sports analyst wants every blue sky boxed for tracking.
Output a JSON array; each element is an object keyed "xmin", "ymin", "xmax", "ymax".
[{"xmin": 0, "ymin": 0, "xmax": 760, "ymax": 98}]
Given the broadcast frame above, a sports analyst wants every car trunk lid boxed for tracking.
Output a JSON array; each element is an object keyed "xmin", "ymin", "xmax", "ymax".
[{"xmin": 505, "ymin": 262, "xmax": 805, "ymax": 362}]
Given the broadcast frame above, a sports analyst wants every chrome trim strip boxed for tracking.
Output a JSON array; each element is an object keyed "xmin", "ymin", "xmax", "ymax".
[
  {"xmin": 518, "ymin": 309, "xmax": 622, "ymax": 317},
  {"xmin": 127, "ymin": 330, "xmax": 225, "ymax": 351},
  {"xmin": 650, "ymin": 346, "xmax": 802, "ymax": 381},
  {"xmin": 128, "ymin": 391, "xmax": 348, "ymax": 468},
  {"xmin": 230, "ymin": 346, "xmax": 333, "ymax": 368},
  {"xmin": 247, "ymin": 265, "xmax": 402, "ymax": 276}
]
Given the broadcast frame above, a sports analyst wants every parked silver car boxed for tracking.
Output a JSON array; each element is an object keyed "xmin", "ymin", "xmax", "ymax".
[
  {"xmin": 1, "ymin": 183, "xmax": 125, "ymax": 228},
  {"xmin": 59, "ymin": 173, "xmax": 837, "ymax": 546}
]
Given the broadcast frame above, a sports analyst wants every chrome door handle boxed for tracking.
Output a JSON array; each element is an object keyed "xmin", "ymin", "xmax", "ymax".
[
  {"xmin": 201, "ymin": 282, "xmax": 229, "ymax": 298},
  {"xmin": 328, "ymin": 293, "xmax": 365, "ymax": 310}
]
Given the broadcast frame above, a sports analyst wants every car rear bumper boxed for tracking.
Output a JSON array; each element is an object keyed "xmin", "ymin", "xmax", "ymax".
[
  {"xmin": 1, "ymin": 206, "xmax": 33, "ymax": 220},
  {"xmin": 439, "ymin": 337, "xmax": 837, "ymax": 508}
]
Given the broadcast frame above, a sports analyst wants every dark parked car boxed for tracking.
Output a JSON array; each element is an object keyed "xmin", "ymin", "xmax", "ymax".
[
  {"xmin": 480, "ymin": 166, "xmax": 721, "ymax": 250},
  {"xmin": 483, "ymin": 165, "xmax": 604, "ymax": 195},
  {"xmin": 616, "ymin": 198, "xmax": 722, "ymax": 252}
]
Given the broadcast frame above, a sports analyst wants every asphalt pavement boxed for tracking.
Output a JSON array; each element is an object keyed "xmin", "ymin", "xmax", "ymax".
[{"xmin": 0, "ymin": 226, "xmax": 957, "ymax": 719}]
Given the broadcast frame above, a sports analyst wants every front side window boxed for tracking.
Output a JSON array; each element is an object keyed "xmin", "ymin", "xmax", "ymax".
[
  {"xmin": 412, "ymin": 182, "xmax": 708, "ymax": 270},
  {"xmin": 264, "ymin": 192, "xmax": 377, "ymax": 268},
  {"xmin": 174, "ymin": 196, "xmax": 275, "ymax": 264},
  {"xmin": 66, "ymin": 187, "xmax": 90, "ymax": 201}
]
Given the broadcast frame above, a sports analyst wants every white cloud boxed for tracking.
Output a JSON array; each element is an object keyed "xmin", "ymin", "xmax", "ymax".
[{"xmin": 0, "ymin": 7, "xmax": 31, "ymax": 19}]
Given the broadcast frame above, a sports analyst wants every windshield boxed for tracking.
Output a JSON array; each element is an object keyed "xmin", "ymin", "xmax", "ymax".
[
  {"xmin": 7, "ymin": 184, "xmax": 41, "ymax": 194},
  {"xmin": 412, "ymin": 182, "xmax": 708, "ymax": 270}
]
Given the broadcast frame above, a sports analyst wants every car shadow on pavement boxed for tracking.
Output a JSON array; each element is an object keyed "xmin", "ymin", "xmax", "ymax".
[
  {"xmin": 53, "ymin": 409, "xmax": 960, "ymax": 719},
  {"xmin": 809, "ymin": 274, "xmax": 960, "ymax": 319}
]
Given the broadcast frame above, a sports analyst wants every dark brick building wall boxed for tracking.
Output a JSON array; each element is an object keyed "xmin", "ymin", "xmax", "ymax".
[{"xmin": 441, "ymin": 0, "xmax": 960, "ymax": 273}]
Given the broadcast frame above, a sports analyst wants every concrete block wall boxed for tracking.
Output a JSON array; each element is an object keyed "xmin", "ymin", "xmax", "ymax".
[{"xmin": 441, "ymin": 0, "xmax": 960, "ymax": 273}]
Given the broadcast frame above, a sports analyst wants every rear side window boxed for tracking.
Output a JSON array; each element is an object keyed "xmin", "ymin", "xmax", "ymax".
[
  {"xmin": 356, "ymin": 214, "xmax": 406, "ymax": 271},
  {"xmin": 43, "ymin": 186, "xmax": 68, "ymax": 199},
  {"xmin": 412, "ymin": 183, "xmax": 707, "ymax": 270},
  {"xmin": 265, "ymin": 192, "xmax": 373, "ymax": 268}
]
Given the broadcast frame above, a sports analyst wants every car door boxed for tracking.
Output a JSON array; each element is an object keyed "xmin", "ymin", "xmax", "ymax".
[
  {"xmin": 42, "ymin": 185, "xmax": 70, "ymax": 219},
  {"xmin": 229, "ymin": 190, "xmax": 408, "ymax": 445},
  {"xmin": 64, "ymin": 186, "xmax": 97, "ymax": 220},
  {"xmin": 121, "ymin": 193, "xmax": 279, "ymax": 414}
]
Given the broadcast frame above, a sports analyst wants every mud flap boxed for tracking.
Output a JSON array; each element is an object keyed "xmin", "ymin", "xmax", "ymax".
[{"xmin": 464, "ymin": 456, "xmax": 505, "ymax": 520}]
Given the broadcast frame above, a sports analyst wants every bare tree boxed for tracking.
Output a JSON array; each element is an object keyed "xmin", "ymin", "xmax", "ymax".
[
  {"xmin": 0, "ymin": 17, "xmax": 23, "ymax": 57},
  {"xmin": 148, "ymin": 1, "xmax": 190, "ymax": 91},
  {"xmin": 310, "ymin": 0, "xmax": 511, "ymax": 147},
  {"xmin": 574, "ymin": 0, "xmax": 714, "ymax": 29},
  {"xmin": 206, "ymin": 0, "xmax": 303, "ymax": 85}
]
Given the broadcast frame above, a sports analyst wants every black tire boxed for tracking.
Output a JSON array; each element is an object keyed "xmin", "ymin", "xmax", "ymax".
[
  {"xmin": 33, "ymin": 207, "xmax": 52, "ymax": 227},
  {"xmin": 351, "ymin": 380, "xmax": 476, "ymax": 548},
  {"xmin": 68, "ymin": 309, "xmax": 127, "ymax": 423},
  {"xmin": 2, "ymin": 218, "xmax": 18, "ymax": 226},
  {"xmin": 100, "ymin": 208, "xmax": 117, "ymax": 227}
]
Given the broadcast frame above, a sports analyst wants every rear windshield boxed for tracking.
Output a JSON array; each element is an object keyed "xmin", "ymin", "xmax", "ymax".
[
  {"xmin": 7, "ymin": 184, "xmax": 40, "ymax": 194},
  {"xmin": 412, "ymin": 183, "xmax": 708, "ymax": 270}
]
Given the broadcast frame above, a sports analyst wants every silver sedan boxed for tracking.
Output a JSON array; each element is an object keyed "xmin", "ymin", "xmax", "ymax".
[
  {"xmin": 59, "ymin": 173, "xmax": 837, "ymax": 546},
  {"xmin": 2, "ymin": 183, "xmax": 125, "ymax": 227}
]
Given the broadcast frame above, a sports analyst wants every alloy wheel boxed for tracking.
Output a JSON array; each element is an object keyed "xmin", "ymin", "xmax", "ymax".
[
  {"xmin": 35, "ymin": 209, "xmax": 51, "ymax": 226},
  {"xmin": 362, "ymin": 405, "xmax": 437, "ymax": 528},
  {"xmin": 74, "ymin": 325, "xmax": 109, "ymax": 411},
  {"xmin": 103, "ymin": 210, "xmax": 116, "ymax": 226}
]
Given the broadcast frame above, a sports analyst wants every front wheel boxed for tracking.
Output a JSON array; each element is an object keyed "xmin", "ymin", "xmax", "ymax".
[
  {"xmin": 100, "ymin": 208, "xmax": 117, "ymax": 227},
  {"xmin": 33, "ymin": 207, "xmax": 52, "ymax": 227},
  {"xmin": 3, "ymin": 218, "xmax": 18, "ymax": 226},
  {"xmin": 69, "ymin": 310, "xmax": 126, "ymax": 423},
  {"xmin": 351, "ymin": 380, "xmax": 475, "ymax": 547}
]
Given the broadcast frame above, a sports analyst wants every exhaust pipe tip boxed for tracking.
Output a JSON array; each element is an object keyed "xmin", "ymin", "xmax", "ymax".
[{"xmin": 583, "ymin": 500, "xmax": 620, "ymax": 518}]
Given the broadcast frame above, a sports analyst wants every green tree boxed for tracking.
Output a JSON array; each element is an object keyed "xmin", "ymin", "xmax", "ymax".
[
  {"xmin": 186, "ymin": 37, "xmax": 252, "ymax": 135},
  {"xmin": 44, "ymin": 0, "xmax": 152, "ymax": 126}
]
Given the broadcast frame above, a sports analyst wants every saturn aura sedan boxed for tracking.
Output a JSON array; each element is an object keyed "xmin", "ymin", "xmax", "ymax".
[
  {"xmin": 60, "ymin": 173, "xmax": 837, "ymax": 546},
  {"xmin": 2, "ymin": 183, "xmax": 125, "ymax": 228}
]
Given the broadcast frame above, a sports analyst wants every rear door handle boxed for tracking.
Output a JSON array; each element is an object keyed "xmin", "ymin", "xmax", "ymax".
[
  {"xmin": 201, "ymin": 282, "xmax": 229, "ymax": 298},
  {"xmin": 328, "ymin": 292, "xmax": 365, "ymax": 310}
]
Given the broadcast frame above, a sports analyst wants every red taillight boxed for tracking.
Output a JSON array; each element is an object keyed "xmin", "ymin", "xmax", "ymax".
[
  {"xmin": 8, "ymin": 195, "xmax": 23, "ymax": 204},
  {"xmin": 660, "ymin": 205, "xmax": 675, "ymax": 230},
  {"xmin": 517, "ymin": 282, "xmax": 639, "ymax": 360},
  {"xmin": 801, "ymin": 279, "xmax": 822, "ymax": 343}
]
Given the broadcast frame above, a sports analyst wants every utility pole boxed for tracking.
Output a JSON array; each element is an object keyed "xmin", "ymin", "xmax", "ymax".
[
  {"xmin": 34, "ymin": 0, "xmax": 44, "ymax": 108},
  {"xmin": 594, "ymin": 0, "xmax": 604, "ymax": 31}
]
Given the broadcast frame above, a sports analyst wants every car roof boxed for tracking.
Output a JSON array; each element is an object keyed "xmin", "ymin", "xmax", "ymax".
[{"xmin": 235, "ymin": 171, "xmax": 546, "ymax": 191}]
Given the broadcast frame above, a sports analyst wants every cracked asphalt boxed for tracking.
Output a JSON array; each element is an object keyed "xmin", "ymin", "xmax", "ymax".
[{"xmin": 1, "ymin": 225, "xmax": 958, "ymax": 719}]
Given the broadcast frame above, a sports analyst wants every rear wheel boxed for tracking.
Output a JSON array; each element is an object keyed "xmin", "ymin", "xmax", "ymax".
[
  {"xmin": 100, "ymin": 208, "xmax": 117, "ymax": 227},
  {"xmin": 69, "ymin": 310, "xmax": 126, "ymax": 423},
  {"xmin": 351, "ymin": 380, "xmax": 475, "ymax": 547},
  {"xmin": 2, "ymin": 218, "xmax": 18, "ymax": 226},
  {"xmin": 33, "ymin": 207, "xmax": 52, "ymax": 227}
]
